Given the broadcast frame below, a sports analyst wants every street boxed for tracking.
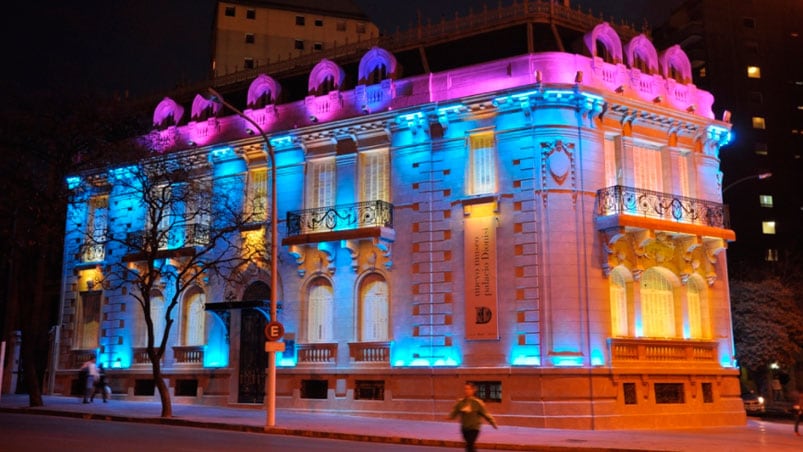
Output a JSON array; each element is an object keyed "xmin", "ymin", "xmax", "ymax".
[{"xmin": 0, "ymin": 413, "xmax": 456, "ymax": 452}]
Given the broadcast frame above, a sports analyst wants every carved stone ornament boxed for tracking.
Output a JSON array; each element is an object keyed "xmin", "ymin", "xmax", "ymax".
[{"xmin": 543, "ymin": 140, "xmax": 574, "ymax": 185}]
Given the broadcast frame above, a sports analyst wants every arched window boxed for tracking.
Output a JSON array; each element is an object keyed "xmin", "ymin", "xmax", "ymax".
[
  {"xmin": 687, "ymin": 275, "xmax": 709, "ymax": 339},
  {"xmin": 321, "ymin": 75, "xmax": 335, "ymax": 95},
  {"xmin": 307, "ymin": 278, "xmax": 334, "ymax": 342},
  {"xmin": 641, "ymin": 268, "xmax": 676, "ymax": 338},
  {"xmin": 633, "ymin": 54, "xmax": 649, "ymax": 73},
  {"xmin": 182, "ymin": 288, "xmax": 206, "ymax": 346},
  {"xmin": 596, "ymin": 41, "xmax": 613, "ymax": 63},
  {"xmin": 368, "ymin": 64, "xmax": 387, "ymax": 84},
  {"xmin": 359, "ymin": 274, "xmax": 389, "ymax": 341},
  {"xmin": 610, "ymin": 267, "xmax": 630, "ymax": 337}
]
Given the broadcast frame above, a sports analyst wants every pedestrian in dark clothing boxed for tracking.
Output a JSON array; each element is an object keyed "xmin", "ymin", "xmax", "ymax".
[
  {"xmin": 79, "ymin": 355, "xmax": 99, "ymax": 403},
  {"xmin": 91, "ymin": 364, "xmax": 109, "ymax": 403},
  {"xmin": 448, "ymin": 383, "xmax": 498, "ymax": 452},
  {"xmin": 793, "ymin": 392, "xmax": 803, "ymax": 436}
]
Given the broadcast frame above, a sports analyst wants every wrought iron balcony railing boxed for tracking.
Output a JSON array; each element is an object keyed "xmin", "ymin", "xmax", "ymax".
[
  {"xmin": 596, "ymin": 185, "xmax": 728, "ymax": 228},
  {"xmin": 286, "ymin": 200, "xmax": 393, "ymax": 236},
  {"xmin": 184, "ymin": 223, "xmax": 210, "ymax": 246},
  {"xmin": 79, "ymin": 242, "xmax": 106, "ymax": 262},
  {"xmin": 125, "ymin": 223, "xmax": 211, "ymax": 251}
]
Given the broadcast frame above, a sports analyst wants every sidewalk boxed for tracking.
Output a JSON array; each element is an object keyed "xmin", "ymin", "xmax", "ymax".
[{"xmin": 1, "ymin": 394, "xmax": 801, "ymax": 451}]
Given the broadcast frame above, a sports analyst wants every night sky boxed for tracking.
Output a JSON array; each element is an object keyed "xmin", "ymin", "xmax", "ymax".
[{"xmin": 3, "ymin": 1, "xmax": 684, "ymax": 98}]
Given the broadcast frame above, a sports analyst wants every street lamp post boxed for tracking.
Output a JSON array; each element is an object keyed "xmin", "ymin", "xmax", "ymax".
[
  {"xmin": 207, "ymin": 88, "xmax": 279, "ymax": 428},
  {"xmin": 722, "ymin": 172, "xmax": 772, "ymax": 193}
]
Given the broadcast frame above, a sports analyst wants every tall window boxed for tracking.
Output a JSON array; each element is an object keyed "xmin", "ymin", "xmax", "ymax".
[
  {"xmin": 603, "ymin": 136, "xmax": 620, "ymax": 187},
  {"xmin": 182, "ymin": 289, "xmax": 206, "ymax": 346},
  {"xmin": 182, "ymin": 179, "xmax": 211, "ymax": 247},
  {"xmin": 359, "ymin": 274, "xmax": 389, "ymax": 341},
  {"xmin": 307, "ymin": 278, "xmax": 333, "ymax": 342},
  {"xmin": 677, "ymin": 154, "xmax": 692, "ymax": 199},
  {"xmin": 306, "ymin": 158, "xmax": 335, "ymax": 208},
  {"xmin": 78, "ymin": 291, "xmax": 101, "ymax": 349},
  {"xmin": 150, "ymin": 183, "xmax": 174, "ymax": 250},
  {"xmin": 687, "ymin": 276, "xmax": 708, "ymax": 339},
  {"xmin": 137, "ymin": 291, "xmax": 166, "ymax": 346},
  {"xmin": 469, "ymin": 132, "xmax": 496, "ymax": 195},
  {"xmin": 84, "ymin": 195, "xmax": 108, "ymax": 261},
  {"xmin": 360, "ymin": 149, "xmax": 389, "ymax": 202},
  {"xmin": 246, "ymin": 168, "xmax": 268, "ymax": 222},
  {"xmin": 640, "ymin": 268, "xmax": 676, "ymax": 338},
  {"xmin": 632, "ymin": 143, "xmax": 663, "ymax": 192},
  {"xmin": 610, "ymin": 268, "xmax": 629, "ymax": 337}
]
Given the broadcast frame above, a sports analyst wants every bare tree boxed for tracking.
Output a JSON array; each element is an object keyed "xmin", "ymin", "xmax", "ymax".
[{"xmin": 70, "ymin": 153, "xmax": 266, "ymax": 417}]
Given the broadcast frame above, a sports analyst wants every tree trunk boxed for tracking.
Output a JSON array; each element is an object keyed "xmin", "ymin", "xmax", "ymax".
[{"xmin": 152, "ymin": 358, "xmax": 172, "ymax": 417}]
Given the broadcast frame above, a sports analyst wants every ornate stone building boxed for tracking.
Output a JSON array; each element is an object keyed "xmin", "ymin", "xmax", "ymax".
[{"xmin": 54, "ymin": 9, "xmax": 743, "ymax": 429}]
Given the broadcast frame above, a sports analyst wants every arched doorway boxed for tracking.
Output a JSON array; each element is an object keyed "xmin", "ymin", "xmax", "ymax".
[{"xmin": 238, "ymin": 281, "xmax": 270, "ymax": 403}]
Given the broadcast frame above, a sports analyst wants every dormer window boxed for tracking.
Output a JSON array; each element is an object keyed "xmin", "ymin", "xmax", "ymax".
[{"xmin": 368, "ymin": 64, "xmax": 387, "ymax": 84}]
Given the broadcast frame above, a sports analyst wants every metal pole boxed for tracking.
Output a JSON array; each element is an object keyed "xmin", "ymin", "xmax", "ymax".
[
  {"xmin": 0, "ymin": 341, "xmax": 6, "ymax": 401},
  {"xmin": 207, "ymin": 88, "xmax": 278, "ymax": 428}
]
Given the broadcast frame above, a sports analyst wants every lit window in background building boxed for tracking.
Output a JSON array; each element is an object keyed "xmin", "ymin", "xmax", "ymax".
[
  {"xmin": 761, "ymin": 221, "xmax": 776, "ymax": 234},
  {"xmin": 747, "ymin": 65, "xmax": 761, "ymax": 78},
  {"xmin": 759, "ymin": 195, "xmax": 773, "ymax": 208},
  {"xmin": 766, "ymin": 249, "xmax": 779, "ymax": 262},
  {"xmin": 752, "ymin": 116, "xmax": 766, "ymax": 129}
]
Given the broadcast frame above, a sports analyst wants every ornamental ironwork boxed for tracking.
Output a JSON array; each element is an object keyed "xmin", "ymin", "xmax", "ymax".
[
  {"xmin": 286, "ymin": 200, "xmax": 393, "ymax": 236},
  {"xmin": 596, "ymin": 185, "xmax": 728, "ymax": 228},
  {"xmin": 79, "ymin": 243, "xmax": 106, "ymax": 262}
]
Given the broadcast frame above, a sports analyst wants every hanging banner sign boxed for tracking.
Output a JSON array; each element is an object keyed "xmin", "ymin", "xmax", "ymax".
[{"xmin": 464, "ymin": 214, "xmax": 499, "ymax": 340}]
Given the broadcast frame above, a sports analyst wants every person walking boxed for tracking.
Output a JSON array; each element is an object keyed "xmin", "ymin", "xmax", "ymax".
[
  {"xmin": 448, "ymin": 383, "xmax": 498, "ymax": 452},
  {"xmin": 79, "ymin": 355, "xmax": 99, "ymax": 403},
  {"xmin": 91, "ymin": 364, "xmax": 109, "ymax": 403}
]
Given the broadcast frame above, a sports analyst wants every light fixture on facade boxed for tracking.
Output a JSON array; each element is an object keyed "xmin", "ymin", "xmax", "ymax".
[{"xmin": 574, "ymin": 71, "xmax": 583, "ymax": 83}]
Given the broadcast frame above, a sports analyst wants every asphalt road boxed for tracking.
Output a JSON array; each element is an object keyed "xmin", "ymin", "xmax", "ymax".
[{"xmin": 0, "ymin": 412, "xmax": 458, "ymax": 452}]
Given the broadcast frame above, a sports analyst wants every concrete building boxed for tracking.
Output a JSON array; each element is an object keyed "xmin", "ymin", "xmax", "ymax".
[
  {"xmin": 212, "ymin": 0, "xmax": 378, "ymax": 78},
  {"xmin": 53, "ymin": 2, "xmax": 744, "ymax": 429}
]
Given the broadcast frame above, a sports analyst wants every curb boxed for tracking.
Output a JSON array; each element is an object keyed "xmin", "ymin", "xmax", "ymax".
[{"xmin": 0, "ymin": 406, "xmax": 665, "ymax": 452}]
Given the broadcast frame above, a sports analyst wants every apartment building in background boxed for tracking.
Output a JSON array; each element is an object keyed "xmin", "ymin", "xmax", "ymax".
[
  {"xmin": 655, "ymin": 0, "xmax": 803, "ymax": 269},
  {"xmin": 212, "ymin": 0, "xmax": 379, "ymax": 78}
]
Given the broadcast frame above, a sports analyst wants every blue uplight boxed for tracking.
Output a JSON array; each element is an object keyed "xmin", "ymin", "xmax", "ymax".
[{"xmin": 66, "ymin": 176, "xmax": 81, "ymax": 190}]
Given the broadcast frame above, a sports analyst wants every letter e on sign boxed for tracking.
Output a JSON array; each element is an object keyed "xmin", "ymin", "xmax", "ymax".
[{"xmin": 264, "ymin": 321, "xmax": 284, "ymax": 341}]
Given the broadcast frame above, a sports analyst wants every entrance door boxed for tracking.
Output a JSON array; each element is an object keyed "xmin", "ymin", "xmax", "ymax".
[{"xmin": 237, "ymin": 281, "xmax": 270, "ymax": 403}]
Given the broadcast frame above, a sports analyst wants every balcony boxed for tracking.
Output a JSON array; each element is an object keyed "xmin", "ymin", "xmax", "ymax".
[
  {"xmin": 608, "ymin": 337, "xmax": 720, "ymax": 368},
  {"xmin": 79, "ymin": 242, "xmax": 105, "ymax": 263},
  {"xmin": 296, "ymin": 342, "xmax": 337, "ymax": 364},
  {"xmin": 348, "ymin": 341, "xmax": 390, "ymax": 365},
  {"xmin": 284, "ymin": 200, "xmax": 394, "ymax": 245},
  {"xmin": 595, "ymin": 186, "xmax": 734, "ymax": 240},
  {"xmin": 173, "ymin": 345, "xmax": 204, "ymax": 365},
  {"xmin": 131, "ymin": 347, "xmax": 164, "ymax": 366}
]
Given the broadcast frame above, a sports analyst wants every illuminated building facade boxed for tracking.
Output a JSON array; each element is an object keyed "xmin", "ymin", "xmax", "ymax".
[{"xmin": 54, "ymin": 17, "xmax": 745, "ymax": 428}]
